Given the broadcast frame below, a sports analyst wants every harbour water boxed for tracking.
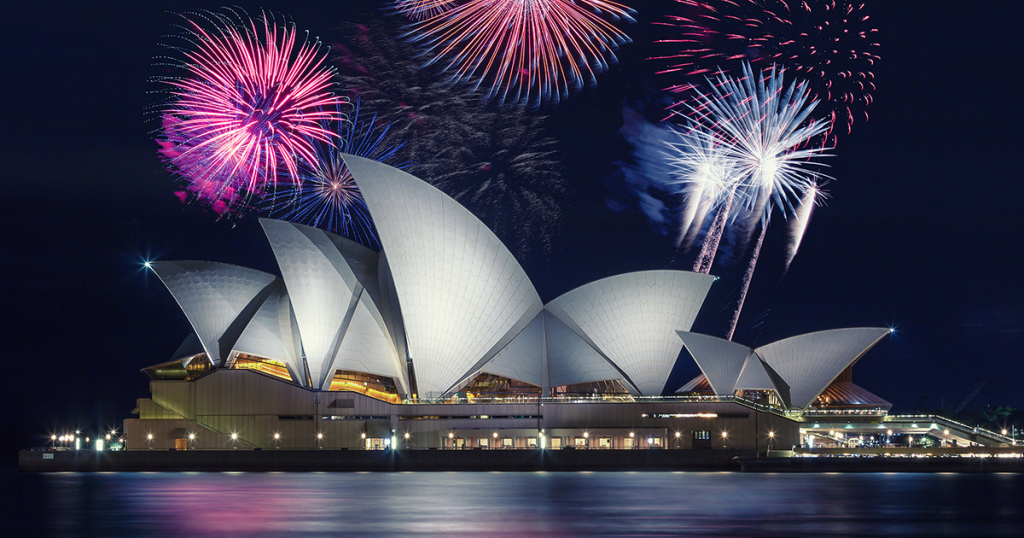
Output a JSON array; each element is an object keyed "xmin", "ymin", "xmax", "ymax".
[{"xmin": 4, "ymin": 471, "xmax": 1023, "ymax": 536}]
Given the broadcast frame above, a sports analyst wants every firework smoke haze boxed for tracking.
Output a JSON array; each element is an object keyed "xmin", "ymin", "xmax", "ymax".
[
  {"xmin": 332, "ymin": 19, "xmax": 567, "ymax": 259},
  {"xmin": 155, "ymin": 9, "xmax": 344, "ymax": 212},
  {"xmin": 409, "ymin": 0, "xmax": 636, "ymax": 107},
  {"xmin": 654, "ymin": 0, "xmax": 879, "ymax": 145},
  {"xmin": 264, "ymin": 100, "xmax": 410, "ymax": 247}
]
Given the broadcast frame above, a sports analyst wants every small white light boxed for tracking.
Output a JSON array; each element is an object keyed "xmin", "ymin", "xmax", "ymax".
[
  {"xmin": 404, "ymin": 433, "xmax": 410, "ymax": 439},
  {"xmin": 231, "ymin": 433, "xmax": 237, "ymax": 440},
  {"xmin": 147, "ymin": 433, "xmax": 153, "ymax": 440},
  {"xmin": 274, "ymin": 433, "xmax": 280, "ymax": 440},
  {"xmin": 317, "ymin": 433, "xmax": 323, "ymax": 439}
]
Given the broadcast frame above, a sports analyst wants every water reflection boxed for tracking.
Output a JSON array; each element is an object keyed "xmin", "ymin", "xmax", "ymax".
[{"xmin": 7, "ymin": 471, "xmax": 1024, "ymax": 536}]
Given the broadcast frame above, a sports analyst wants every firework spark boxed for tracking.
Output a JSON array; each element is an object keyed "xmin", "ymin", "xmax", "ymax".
[
  {"xmin": 394, "ymin": 0, "xmax": 458, "ymax": 21},
  {"xmin": 264, "ymin": 101, "xmax": 409, "ymax": 247},
  {"xmin": 663, "ymin": 125, "xmax": 742, "ymax": 273},
  {"xmin": 155, "ymin": 9, "xmax": 344, "ymax": 211},
  {"xmin": 409, "ymin": 0, "xmax": 635, "ymax": 106},
  {"xmin": 688, "ymin": 63, "xmax": 832, "ymax": 223},
  {"xmin": 654, "ymin": 0, "xmax": 879, "ymax": 145}
]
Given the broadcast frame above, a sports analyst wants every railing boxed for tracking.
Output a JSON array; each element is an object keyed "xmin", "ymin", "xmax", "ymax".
[
  {"xmin": 403, "ymin": 394, "xmax": 740, "ymax": 405},
  {"xmin": 885, "ymin": 414, "xmax": 1015, "ymax": 444}
]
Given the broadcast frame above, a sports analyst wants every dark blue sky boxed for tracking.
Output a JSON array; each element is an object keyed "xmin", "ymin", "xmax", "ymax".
[{"xmin": 3, "ymin": 1, "xmax": 1022, "ymax": 443}]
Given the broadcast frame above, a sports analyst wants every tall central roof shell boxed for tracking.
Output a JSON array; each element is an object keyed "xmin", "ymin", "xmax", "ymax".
[{"xmin": 343, "ymin": 154, "xmax": 543, "ymax": 398}]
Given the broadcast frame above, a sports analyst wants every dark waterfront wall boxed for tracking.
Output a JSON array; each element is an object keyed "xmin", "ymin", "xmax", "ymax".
[
  {"xmin": 124, "ymin": 369, "xmax": 798, "ymax": 453},
  {"xmin": 19, "ymin": 447, "xmax": 753, "ymax": 472}
]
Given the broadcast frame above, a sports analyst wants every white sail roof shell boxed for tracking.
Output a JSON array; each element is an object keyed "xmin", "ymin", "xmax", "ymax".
[
  {"xmin": 755, "ymin": 328, "xmax": 890, "ymax": 409},
  {"xmin": 545, "ymin": 271, "xmax": 714, "ymax": 396},
  {"xmin": 150, "ymin": 261, "xmax": 276, "ymax": 367},
  {"xmin": 343, "ymin": 154, "xmax": 543, "ymax": 398},
  {"xmin": 479, "ymin": 313, "xmax": 545, "ymax": 388},
  {"xmin": 261, "ymin": 220, "xmax": 409, "ymax": 394},
  {"xmin": 231, "ymin": 280, "xmax": 306, "ymax": 385},
  {"xmin": 677, "ymin": 331, "xmax": 752, "ymax": 396}
]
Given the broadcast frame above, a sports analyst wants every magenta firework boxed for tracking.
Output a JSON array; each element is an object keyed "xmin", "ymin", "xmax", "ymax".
[
  {"xmin": 654, "ymin": 0, "xmax": 879, "ymax": 145},
  {"xmin": 155, "ymin": 10, "xmax": 344, "ymax": 212},
  {"xmin": 409, "ymin": 0, "xmax": 635, "ymax": 106}
]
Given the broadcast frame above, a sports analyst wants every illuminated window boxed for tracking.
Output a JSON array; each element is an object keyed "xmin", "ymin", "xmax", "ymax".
[
  {"xmin": 693, "ymin": 430, "xmax": 710, "ymax": 440},
  {"xmin": 327, "ymin": 370, "xmax": 401, "ymax": 404},
  {"xmin": 233, "ymin": 354, "xmax": 292, "ymax": 382}
]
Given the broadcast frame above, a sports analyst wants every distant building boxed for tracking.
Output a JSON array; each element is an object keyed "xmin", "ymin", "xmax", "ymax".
[{"xmin": 126, "ymin": 155, "xmax": 889, "ymax": 453}]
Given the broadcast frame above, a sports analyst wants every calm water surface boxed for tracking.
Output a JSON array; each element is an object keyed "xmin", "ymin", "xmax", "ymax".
[{"xmin": 5, "ymin": 471, "xmax": 1023, "ymax": 536}]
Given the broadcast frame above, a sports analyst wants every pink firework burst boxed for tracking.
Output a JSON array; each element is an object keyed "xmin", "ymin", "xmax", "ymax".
[
  {"xmin": 410, "ymin": 0, "xmax": 635, "ymax": 106},
  {"xmin": 156, "ymin": 10, "xmax": 344, "ymax": 210}
]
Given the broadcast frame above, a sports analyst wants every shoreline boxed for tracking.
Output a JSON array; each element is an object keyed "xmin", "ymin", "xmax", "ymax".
[{"xmin": 19, "ymin": 448, "xmax": 1024, "ymax": 473}]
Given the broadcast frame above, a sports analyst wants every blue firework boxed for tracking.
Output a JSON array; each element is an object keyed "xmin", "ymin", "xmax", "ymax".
[{"xmin": 265, "ymin": 101, "xmax": 410, "ymax": 247}]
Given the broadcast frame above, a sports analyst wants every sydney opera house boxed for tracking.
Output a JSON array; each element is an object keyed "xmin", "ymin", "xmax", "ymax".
[{"xmin": 124, "ymin": 155, "xmax": 891, "ymax": 453}]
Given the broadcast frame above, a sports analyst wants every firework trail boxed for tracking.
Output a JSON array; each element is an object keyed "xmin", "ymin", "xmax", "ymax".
[
  {"xmin": 654, "ymin": 0, "xmax": 879, "ymax": 145},
  {"xmin": 332, "ymin": 19, "xmax": 568, "ymax": 258},
  {"xmin": 394, "ymin": 0, "xmax": 458, "ymax": 21},
  {"xmin": 783, "ymin": 183, "xmax": 825, "ymax": 273},
  {"xmin": 154, "ymin": 9, "xmax": 344, "ymax": 212},
  {"xmin": 724, "ymin": 222, "xmax": 766, "ymax": 342},
  {"xmin": 409, "ymin": 0, "xmax": 635, "ymax": 107},
  {"xmin": 264, "ymin": 101, "xmax": 410, "ymax": 247}
]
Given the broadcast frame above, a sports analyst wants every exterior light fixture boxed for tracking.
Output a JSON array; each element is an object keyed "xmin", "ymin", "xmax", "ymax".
[
  {"xmin": 231, "ymin": 433, "xmax": 238, "ymax": 440},
  {"xmin": 147, "ymin": 433, "xmax": 153, "ymax": 440},
  {"xmin": 583, "ymin": 432, "xmax": 589, "ymax": 438},
  {"xmin": 493, "ymin": 432, "xmax": 498, "ymax": 438},
  {"xmin": 274, "ymin": 433, "xmax": 280, "ymax": 440},
  {"xmin": 675, "ymin": 432, "xmax": 681, "ymax": 438},
  {"xmin": 361, "ymin": 433, "xmax": 366, "ymax": 439},
  {"xmin": 105, "ymin": 434, "xmax": 111, "ymax": 441},
  {"xmin": 404, "ymin": 433, "xmax": 410, "ymax": 439},
  {"xmin": 1003, "ymin": 429, "xmax": 1008, "ymax": 436},
  {"xmin": 887, "ymin": 429, "xmax": 893, "ymax": 436},
  {"xmin": 721, "ymin": 432, "xmax": 728, "ymax": 438},
  {"xmin": 448, "ymin": 432, "xmax": 453, "ymax": 438},
  {"xmin": 317, "ymin": 433, "xmax": 323, "ymax": 439},
  {"xmin": 944, "ymin": 429, "xmax": 950, "ymax": 436},
  {"xmin": 769, "ymin": 431, "xmax": 775, "ymax": 438},
  {"xmin": 629, "ymin": 432, "xmax": 635, "ymax": 438}
]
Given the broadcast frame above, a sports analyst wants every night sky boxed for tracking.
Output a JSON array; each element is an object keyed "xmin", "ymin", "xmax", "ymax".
[{"xmin": 3, "ymin": 1, "xmax": 1022, "ymax": 450}]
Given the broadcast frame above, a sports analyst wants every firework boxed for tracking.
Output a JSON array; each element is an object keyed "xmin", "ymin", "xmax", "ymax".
[
  {"xmin": 663, "ymin": 125, "xmax": 742, "ymax": 273},
  {"xmin": 784, "ymin": 183, "xmax": 826, "ymax": 272},
  {"xmin": 155, "ymin": 9, "xmax": 344, "ymax": 211},
  {"xmin": 654, "ymin": 0, "xmax": 879, "ymax": 144},
  {"xmin": 409, "ymin": 0, "xmax": 635, "ymax": 106},
  {"xmin": 333, "ymin": 19, "xmax": 568, "ymax": 258},
  {"xmin": 680, "ymin": 64, "xmax": 831, "ymax": 339},
  {"xmin": 394, "ymin": 0, "xmax": 458, "ymax": 21},
  {"xmin": 264, "ymin": 101, "xmax": 409, "ymax": 247},
  {"xmin": 689, "ymin": 63, "xmax": 832, "ymax": 223}
]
